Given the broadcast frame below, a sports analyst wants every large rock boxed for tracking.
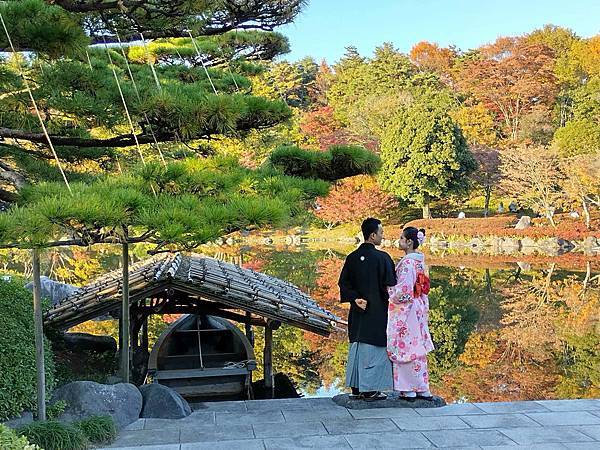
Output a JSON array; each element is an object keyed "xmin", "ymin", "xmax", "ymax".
[
  {"xmin": 2, "ymin": 411, "xmax": 33, "ymax": 429},
  {"xmin": 25, "ymin": 276, "xmax": 79, "ymax": 306},
  {"xmin": 514, "ymin": 215, "xmax": 531, "ymax": 230},
  {"xmin": 51, "ymin": 381, "xmax": 142, "ymax": 429},
  {"xmin": 62, "ymin": 332, "xmax": 117, "ymax": 353},
  {"xmin": 139, "ymin": 383, "xmax": 191, "ymax": 419},
  {"xmin": 332, "ymin": 392, "xmax": 445, "ymax": 409}
]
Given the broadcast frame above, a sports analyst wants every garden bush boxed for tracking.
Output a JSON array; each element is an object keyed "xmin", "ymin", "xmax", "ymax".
[
  {"xmin": 0, "ymin": 424, "xmax": 40, "ymax": 450},
  {"xmin": 0, "ymin": 280, "xmax": 55, "ymax": 421},
  {"xmin": 75, "ymin": 415, "xmax": 117, "ymax": 445},
  {"xmin": 18, "ymin": 421, "xmax": 86, "ymax": 450},
  {"xmin": 269, "ymin": 144, "xmax": 380, "ymax": 181}
]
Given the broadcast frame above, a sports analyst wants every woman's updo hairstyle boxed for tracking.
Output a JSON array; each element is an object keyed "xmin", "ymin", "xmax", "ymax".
[{"xmin": 403, "ymin": 227, "xmax": 426, "ymax": 249}]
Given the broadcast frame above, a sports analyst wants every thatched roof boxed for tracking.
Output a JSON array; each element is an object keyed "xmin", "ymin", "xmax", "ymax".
[{"xmin": 44, "ymin": 253, "xmax": 342, "ymax": 336}]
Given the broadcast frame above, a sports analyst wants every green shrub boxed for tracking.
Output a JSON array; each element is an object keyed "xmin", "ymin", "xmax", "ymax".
[
  {"xmin": 76, "ymin": 415, "xmax": 117, "ymax": 445},
  {"xmin": 0, "ymin": 424, "xmax": 40, "ymax": 450},
  {"xmin": 18, "ymin": 420, "xmax": 88, "ymax": 450},
  {"xmin": 46, "ymin": 400, "xmax": 66, "ymax": 421},
  {"xmin": 269, "ymin": 144, "xmax": 380, "ymax": 181},
  {"xmin": 0, "ymin": 280, "xmax": 56, "ymax": 421}
]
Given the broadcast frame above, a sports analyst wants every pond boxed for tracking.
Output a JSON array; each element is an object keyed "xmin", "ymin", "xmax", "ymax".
[{"xmin": 2, "ymin": 241, "xmax": 598, "ymax": 403}]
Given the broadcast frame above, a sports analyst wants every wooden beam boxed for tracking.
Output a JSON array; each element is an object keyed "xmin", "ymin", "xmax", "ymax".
[
  {"xmin": 120, "ymin": 241, "xmax": 130, "ymax": 383},
  {"xmin": 264, "ymin": 324, "xmax": 274, "ymax": 399},
  {"xmin": 32, "ymin": 248, "xmax": 46, "ymax": 421},
  {"xmin": 135, "ymin": 305, "xmax": 268, "ymax": 327}
]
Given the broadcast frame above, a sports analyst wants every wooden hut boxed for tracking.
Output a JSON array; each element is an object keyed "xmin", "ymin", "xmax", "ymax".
[{"xmin": 44, "ymin": 253, "xmax": 343, "ymax": 398}]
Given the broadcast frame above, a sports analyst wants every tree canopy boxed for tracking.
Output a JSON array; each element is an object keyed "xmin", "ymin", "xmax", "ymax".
[{"xmin": 379, "ymin": 102, "xmax": 476, "ymax": 218}]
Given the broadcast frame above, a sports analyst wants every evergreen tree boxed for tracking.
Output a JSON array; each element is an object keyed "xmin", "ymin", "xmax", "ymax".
[
  {"xmin": 0, "ymin": 0, "xmax": 380, "ymax": 249},
  {"xmin": 0, "ymin": 0, "xmax": 304, "ymax": 200},
  {"xmin": 379, "ymin": 103, "xmax": 476, "ymax": 218}
]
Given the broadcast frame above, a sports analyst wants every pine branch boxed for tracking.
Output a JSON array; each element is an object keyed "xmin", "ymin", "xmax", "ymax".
[{"xmin": 0, "ymin": 127, "xmax": 170, "ymax": 148}]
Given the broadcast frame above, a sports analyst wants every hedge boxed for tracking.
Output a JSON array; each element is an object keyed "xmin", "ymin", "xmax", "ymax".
[{"xmin": 0, "ymin": 279, "xmax": 55, "ymax": 421}]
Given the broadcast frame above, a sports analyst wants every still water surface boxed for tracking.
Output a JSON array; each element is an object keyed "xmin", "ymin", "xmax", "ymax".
[{"xmin": 2, "ymin": 242, "xmax": 598, "ymax": 402}]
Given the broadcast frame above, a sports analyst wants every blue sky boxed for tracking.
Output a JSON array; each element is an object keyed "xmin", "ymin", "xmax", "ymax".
[{"xmin": 279, "ymin": 0, "xmax": 600, "ymax": 63}]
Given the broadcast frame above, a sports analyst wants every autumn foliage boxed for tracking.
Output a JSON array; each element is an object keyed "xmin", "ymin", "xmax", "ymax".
[
  {"xmin": 456, "ymin": 40, "xmax": 558, "ymax": 140},
  {"xmin": 409, "ymin": 41, "xmax": 456, "ymax": 73},
  {"xmin": 314, "ymin": 175, "xmax": 398, "ymax": 227}
]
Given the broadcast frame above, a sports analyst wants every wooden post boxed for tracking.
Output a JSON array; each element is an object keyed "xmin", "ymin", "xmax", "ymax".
[
  {"xmin": 245, "ymin": 311, "xmax": 254, "ymax": 346},
  {"xmin": 32, "ymin": 248, "xmax": 46, "ymax": 421},
  {"xmin": 141, "ymin": 315, "xmax": 149, "ymax": 354},
  {"xmin": 263, "ymin": 324, "xmax": 273, "ymax": 399},
  {"xmin": 120, "ymin": 241, "xmax": 130, "ymax": 383}
]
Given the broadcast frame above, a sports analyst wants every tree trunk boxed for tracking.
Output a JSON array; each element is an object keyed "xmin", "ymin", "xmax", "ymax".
[
  {"xmin": 422, "ymin": 197, "xmax": 431, "ymax": 220},
  {"xmin": 32, "ymin": 248, "xmax": 46, "ymax": 421},
  {"xmin": 485, "ymin": 268, "xmax": 493, "ymax": 294},
  {"xmin": 120, "ymin": 240, "xmax": 130, "ymax": 383},
  {"xmin": 548, "ymin": 212, "xmax": 556, "ymax": 228},
  {"xmin": 582, "ymin": 195, "xmax": 591, "ymax": 230},
  {"xmin": 484, "ymin": 185, "xmax": 491, "ymax": 218}
]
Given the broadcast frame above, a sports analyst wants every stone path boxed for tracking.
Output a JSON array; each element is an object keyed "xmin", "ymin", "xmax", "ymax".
[{"xmin": 99, "ymin": 397, "xmax": 600, "ymax": 449}]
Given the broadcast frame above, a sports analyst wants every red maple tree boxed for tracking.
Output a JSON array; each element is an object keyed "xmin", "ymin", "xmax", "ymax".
[
  {"xmin": 457, "ymin": 39, "xmax": 558, "ymax": 140},
  {"xmin": 314, "ymin": 175, "xmax": 398, "ymax": 227}
]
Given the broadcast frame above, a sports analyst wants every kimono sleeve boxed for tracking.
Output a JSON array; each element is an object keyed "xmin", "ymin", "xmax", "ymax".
[
  {"xmin": 387, "ymin": 258, "xmax": 416, "ymax": 305},
  {"xmin": 338, "ymin": 256, "xmax": 360, "ymax": 303}
]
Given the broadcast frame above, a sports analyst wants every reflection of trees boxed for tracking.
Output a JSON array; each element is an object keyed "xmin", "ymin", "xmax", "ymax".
[
  {"xmin": 247, "ymin": 250, "xmax": 327, "ymax": 293},
  {"xmin": 435, "ymin": 330, "xmax": 559, "ymax": 402},
  {"xmin": 555, "ymin": 278, "xmax": 600, "ymax": 399},
  {"xmin": 428, "ymin": 286, "xmax": 479, "ymax": 381},
  {"xmin": 441, "ymin": 267, "xmax": 600, "ymax": 402},
  {"xmin": 253, "ymin": 325, "xmax": 322, "ymax": 394},
  {"xmin": 500, "ymin": 264, "xmax": 560, "ymax": 359}
]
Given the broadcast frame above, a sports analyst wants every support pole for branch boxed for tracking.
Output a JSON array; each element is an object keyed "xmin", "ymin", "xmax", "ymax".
[
  {"xmin": 0, "ymin": 13, "xmax": 72, "ymax": 195},
  {"xmin": 120, "ymin": 241, "xmax": 130, "ymax": 383},
  {"xmin": 188, "ymin": 31, "xmax": 218, "ymax": 95},
  {"xmin": 263, "ymin": 323, "xmax": 273, "ymax": 399},
  {"xmin": 32, "ymin": 248, "xmax": 46, "ymax": 421}
]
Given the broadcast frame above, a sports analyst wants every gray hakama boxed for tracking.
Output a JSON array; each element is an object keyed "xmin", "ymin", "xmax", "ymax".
[{"xmin": 345, "ymin": 342, "xmax": 393, "ymax": 392}]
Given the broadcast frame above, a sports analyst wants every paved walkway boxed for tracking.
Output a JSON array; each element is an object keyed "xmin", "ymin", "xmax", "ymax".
[{"xmin": 99, "ymin": 397, "xmax": 600, "ymax": 449}]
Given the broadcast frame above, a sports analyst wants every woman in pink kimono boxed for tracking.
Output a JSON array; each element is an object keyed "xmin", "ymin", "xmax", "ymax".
[{"xmin": 387, "ymin": 227, "xmax": 435, "ymax": 400}]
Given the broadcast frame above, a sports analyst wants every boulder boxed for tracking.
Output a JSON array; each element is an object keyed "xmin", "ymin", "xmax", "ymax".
[
  {"xmin": 514, "ymin": 215, "xmax": 531, "ymax": 230},
  {"xmin": 500, "ymin": 237, "xmax": 521, "ymax": 253},
  {"xmin": 557, "ymin": 239, "xmax": 575, "ymax": 251},
  {"xmin": 332, "ymin": 392, "xmax": 445, "ymax": 409},
  {"xmin": 24, "ymin": 276, "xmax": 79, "ymax": 306},
  {"xmin": 2, "ymin": 411, "xmax": 33, "ymax": 429},
  {"xmin": 62, "ymin": 332, "xmax": 117, "ymax": 353},
  {"xmin": 139, "ymin": 383, "xmax": 191, "ymax": 419},
  {"xmin": 51, "ymin": 381, "xmax": 142, "ymax": 430}
]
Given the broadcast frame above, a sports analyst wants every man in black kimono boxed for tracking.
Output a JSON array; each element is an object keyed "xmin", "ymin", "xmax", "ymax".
[{"xmin": 339, "ymin": 217, "xmax": 396, "ymax": 400}]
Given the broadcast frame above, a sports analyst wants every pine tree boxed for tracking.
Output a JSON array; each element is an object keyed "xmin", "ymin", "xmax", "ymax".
[{"xmin": 0, "ymin": 0, "xmax": 304, "ymax": 200}]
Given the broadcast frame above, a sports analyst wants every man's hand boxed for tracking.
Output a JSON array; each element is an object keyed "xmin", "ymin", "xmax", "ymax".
[{"xmin": 354, "ymin": 298, "xmax": 368, "ymax": 310}]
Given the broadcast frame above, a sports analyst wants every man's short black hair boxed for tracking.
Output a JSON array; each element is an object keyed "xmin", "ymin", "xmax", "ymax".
[{"xmin": 361, "ymin": 217, "xmax": 381, "ymax": 241}]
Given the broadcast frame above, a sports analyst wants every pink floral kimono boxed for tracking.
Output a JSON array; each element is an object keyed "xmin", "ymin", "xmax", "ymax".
[{"xmin": 386, "ymin": 252, "xmax": 434, "ymax": 393}]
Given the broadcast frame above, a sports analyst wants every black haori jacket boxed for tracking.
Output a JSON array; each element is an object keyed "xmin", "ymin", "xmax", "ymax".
[{"xmin": 338, "ymin": 243, "xmax": 397, "ymax": 347}]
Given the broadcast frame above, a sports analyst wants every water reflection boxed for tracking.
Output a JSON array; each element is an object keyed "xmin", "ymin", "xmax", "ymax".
[{"xmin": 1, "ymin": 244, "xmax": 598, "ymax": 402}]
